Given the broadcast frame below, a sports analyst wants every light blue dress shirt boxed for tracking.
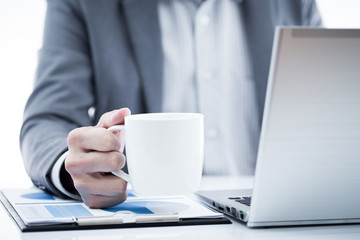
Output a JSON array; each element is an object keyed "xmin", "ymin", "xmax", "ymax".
[{"xmin": 159, "ymin": 0, "xmax": 259, "ymax": 176}]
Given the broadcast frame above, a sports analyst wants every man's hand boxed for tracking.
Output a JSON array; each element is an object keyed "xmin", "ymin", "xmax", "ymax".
[{"xmin": 65, "ymin": 108, "xmax": 131, "ymax": 208}]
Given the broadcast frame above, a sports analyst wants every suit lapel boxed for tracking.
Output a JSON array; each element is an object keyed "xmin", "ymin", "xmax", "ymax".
[{"xmin": 122, "ymin": 0, "xmax": 163, "ymax": 113}]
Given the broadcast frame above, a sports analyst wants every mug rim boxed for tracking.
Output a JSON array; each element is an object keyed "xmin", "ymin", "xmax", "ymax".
[{"xmin": 125, "ymin": 112, "xmax": 203, "ymax": 121}]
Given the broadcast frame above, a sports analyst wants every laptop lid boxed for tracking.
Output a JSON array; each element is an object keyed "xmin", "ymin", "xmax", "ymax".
[{"xmin": 248, "ymin": 27, "xmax": 360, "ymax": 227}]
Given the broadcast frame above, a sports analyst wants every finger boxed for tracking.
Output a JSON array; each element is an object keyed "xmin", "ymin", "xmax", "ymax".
[
  {"xmin": 78, "ymin": 174, "xmax": 127, "ymax": 196},
  {"xmin": 96, "ymin": 108, "xmax": 131, "ymax": 129},
  {"xmin": 66, "ymin": 151, "xmax": 126, "ymax": 174},
  {"xmin": 68, "ymin": 127, "xmax": 121, "ymax": 152},
  {"xmin": 82, "ymin": 192, "xmax": 127, "ymax": 209},
  {"xmin": 75, "ymin": 175, "xmax": 128, "ymax": 207}
]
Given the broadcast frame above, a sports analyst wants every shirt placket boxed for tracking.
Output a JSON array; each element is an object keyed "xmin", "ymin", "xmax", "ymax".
[{"xmin": 195, "ymin": 2, "xmax": 225, "ymax": 174}]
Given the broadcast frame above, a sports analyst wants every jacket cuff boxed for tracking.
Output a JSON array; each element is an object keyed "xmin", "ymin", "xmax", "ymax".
[{"xmin": 51, "ymin": 151, "xmax": 81, "ymax": 200}]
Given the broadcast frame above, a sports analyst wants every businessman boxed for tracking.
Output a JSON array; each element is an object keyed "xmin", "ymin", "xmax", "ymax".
[{"xmin": 20, "ymin": 0, "xmax": 322, "ymax": 208}]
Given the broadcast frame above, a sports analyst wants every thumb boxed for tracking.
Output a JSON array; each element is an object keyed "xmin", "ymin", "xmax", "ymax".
[{"xmin": 96, "ymin": 108, "xmax": 131, "ymax": 128}]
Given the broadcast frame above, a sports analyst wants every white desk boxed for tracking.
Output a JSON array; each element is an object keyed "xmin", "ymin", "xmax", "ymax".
[{"xmin": 1, "ymin": 176, "xmax": 360, "ymax": 240}]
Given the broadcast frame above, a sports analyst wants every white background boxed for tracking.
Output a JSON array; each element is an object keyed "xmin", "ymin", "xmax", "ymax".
[{"xmin": 0, "ymin": 0, "xmax": 360, "ymax": 189}]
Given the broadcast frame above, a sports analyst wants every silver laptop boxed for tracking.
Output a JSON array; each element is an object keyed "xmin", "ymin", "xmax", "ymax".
[{"xmin": 197, "ymin": 27, "xmax": 360, "ymax": 227}]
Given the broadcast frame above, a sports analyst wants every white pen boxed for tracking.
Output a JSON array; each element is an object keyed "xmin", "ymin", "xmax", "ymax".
[{"xmin": 73, "ymin": 211, "xmax": 179, "ymax": 226}]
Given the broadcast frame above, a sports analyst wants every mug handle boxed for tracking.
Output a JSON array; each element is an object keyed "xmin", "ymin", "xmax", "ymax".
[{"xmin": 108, "ymin": 125, "xmax": 130, "ymax": 183}]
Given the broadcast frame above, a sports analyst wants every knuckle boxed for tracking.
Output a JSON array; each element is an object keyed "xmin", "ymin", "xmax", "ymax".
[
  {"xmin": 112, "ymin": 181, "xmax": 127, "ymax": 194},
  {"xmin": 64, "ymin": 156, "xmax": 81, "ymax": 174},
  {"xmin": 101, "ymin": 133, "xmax": 115, "ymax": 150},
  {"xmin": 118, "ymin": 154, "xmax": 126, "ymax": 168},
  {"xmin": 73, "ymin": 179, "xmax": 90, "ymax": 193},
  {"xmin": 108, "ymin": 152, "xmax": 123, "ymax": 171},
  {"xmin": 64, "ymin": 158, "xmax": 76, "ymax": 173},
  {"xmin": 67, "ymin": 128, "xmax": 85, "ymax": 147}
]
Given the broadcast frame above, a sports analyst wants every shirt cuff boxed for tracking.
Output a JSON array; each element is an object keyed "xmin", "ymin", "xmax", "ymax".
[{"xmin": 51, "ymin": 151, "xmax": 81, "ymax": 200}]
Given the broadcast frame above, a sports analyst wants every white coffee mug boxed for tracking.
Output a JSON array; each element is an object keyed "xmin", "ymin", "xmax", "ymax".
[{"xmin": 108, "ymin": 113, "xmax": 204, "ymax": 196}]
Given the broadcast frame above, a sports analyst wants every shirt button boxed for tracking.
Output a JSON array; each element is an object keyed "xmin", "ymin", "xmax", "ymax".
[
  {"xmin": 199, "ymin": 14, "xmax": 211, "ymax": 26},
  {"xmin": 207, "ymin": 128, "xmax": 219, "ymax": 139},
  {"xmin": 203, "ymin": 72, "xmax": 213, "ymax": 83}
]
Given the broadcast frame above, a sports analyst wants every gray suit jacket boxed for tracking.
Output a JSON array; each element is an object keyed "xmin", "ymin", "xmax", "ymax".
[{"xmin": 20, "ymin": 0, "xmax": 321, "ymax": 198}]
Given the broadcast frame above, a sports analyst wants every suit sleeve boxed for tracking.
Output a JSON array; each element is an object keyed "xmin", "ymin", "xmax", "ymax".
[
  {"xmin": 20, "ymin": 0, "xmax": 94, "ymax": 198},
  {"xmin": 301, "ymin": 0, "xmax": 323, "ymax": 26}
]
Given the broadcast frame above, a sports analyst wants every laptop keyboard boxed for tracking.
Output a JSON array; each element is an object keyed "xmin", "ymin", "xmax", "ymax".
[{"xmin": 228, "ymin": 196, "xmax": 252, "ymax": 206}]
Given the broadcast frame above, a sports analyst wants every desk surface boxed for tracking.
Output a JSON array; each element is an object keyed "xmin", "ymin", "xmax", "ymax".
[{"xmin": 1, "ymin": 176, "xmax": 360, "ymax": 240}]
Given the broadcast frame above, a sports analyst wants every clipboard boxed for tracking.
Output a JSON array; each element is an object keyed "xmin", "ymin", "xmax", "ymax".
[{"xmin": 0, "ymin": 189, "xmax": 230, "ymax": 232}]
